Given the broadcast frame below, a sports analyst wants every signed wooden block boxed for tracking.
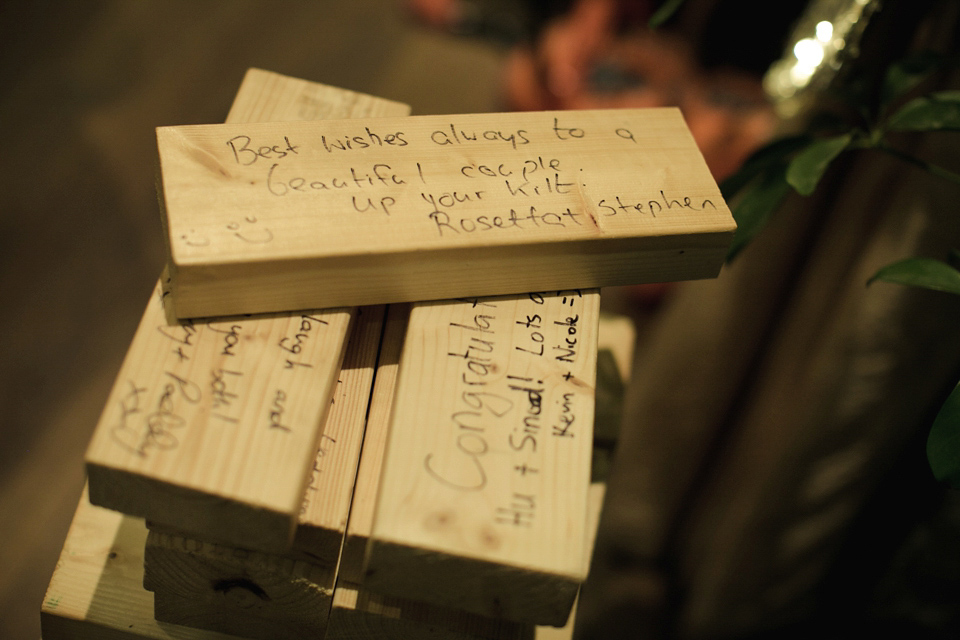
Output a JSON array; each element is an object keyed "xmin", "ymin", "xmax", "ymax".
[
  {"xmin": 139, "ymin": 305, "xmax": 384, "ymax": 640},
  {"xmin": 292, "ymin": 304, "xmax": 385, "ymax": 565},
  {"xmin": 330, "ymin": 483, "xmax": 608, "ymax": 640},
  {"xmin": 156, "ymin": 109, "xmax": 734, "ymax": 318},
  {"xmin": 365, "ymin": 291, "xmax": 599, "ymax": 626},
  {"xmin": 85, "ymin": 69, "xmax": 411, "ymax": 553}
]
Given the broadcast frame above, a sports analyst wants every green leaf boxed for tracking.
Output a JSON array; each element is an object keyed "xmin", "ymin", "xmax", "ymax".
[
  {"xmin": 868, "ymin": 257, "xmax": 960, "ymax": 295},
  {"xmin": 720, "ymin": 135, "xmax": 810, "ymax": 201},
  {"xmin": 928, "ymin": 381, "xmax": 960, "ymax": 487},
  {"xmin": 881, "ymin": 51, "xmax": 944, "ymax": 111},
  {"xmin": 886, "ymin": 90, "xmax": 960, "ymax": 131},
  {"xmin": 648, "ymin": 0, "xmax": 686, "ymax": 28},
  {"xmin": 726, "ymin": 166, "xmax": 792, "ymax": 261},
  {"xmin": 785, "ymin": 134, "xmax": 853, "ymax": 195}
]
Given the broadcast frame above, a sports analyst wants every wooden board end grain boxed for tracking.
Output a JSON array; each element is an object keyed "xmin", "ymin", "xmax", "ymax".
[
  {"xmin": 329, "ymin": 482, "xmax": 609, "ymax": 640},
  {"xmin": 365, "ymin": 291, "xmax": 600, "ymax": 626},
  {"xmin": 41, "ymin": 485, "xmax": 247, "ymax": 640},
  {"xmin": 292, "ymin": 304, "xmax": 385, "ymax": 565},
  {"xmin": 157, "ymin": 109, "xmax": 734, "ymax": 318},
  {"xmin": 138, "ymin": 305, "xmax": 385, "ymax": 639},
  {"xmin": 84, "ymin": 69, "xmax": 410, "ymax": 552}
]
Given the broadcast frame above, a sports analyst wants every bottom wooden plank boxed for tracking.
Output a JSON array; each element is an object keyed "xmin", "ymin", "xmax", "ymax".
[
  {"xmin": 39, "ymin": 484, "xmax": 601, "ymax": 640},
  {"xmin": 144, "ymin": 530, "xmax": 334, "ymax": 640},
  {"xmin": 41, "ymin": 485, "xmax": 245, "ymax": 640},
  {"xmin": 340, "ymin": 303, "xmax": 411, "ymax": 582}
]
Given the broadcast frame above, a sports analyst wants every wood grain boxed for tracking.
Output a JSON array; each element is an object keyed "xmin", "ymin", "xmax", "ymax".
[
  {"xmin": 330, "ymin": 483, "xmax": 608, "ymax": 640},
  {"xmin": 339, "ymin": 303, "xmax": 411, "ymax": 582},
  {"xmin": 534, "ymin": 482, "xmax": 606, "ymax": 640},
  {"xmin": 85, "ymin": 69, "xmax": 411, "ymax": 553},
  {"xmin": 145, "ymin": 529, "xmax": 335, "ymax": 640},
  {"xmin": 140, "ymin": 306, "xmax": 385, "ymax": 639},
  {"xmin": 41, "ymin": 485, "xmax": 246, "ymax": 640},
  {"xmin": 340, "ymin": 306, "xmax": 631, "ymax": 582},
  {"xmin": 156, "ymin": 109, "xmax": 734, "ymax": 318},
  {"xmin": 365, "ymin": 291, "xmax": 600, "ymax": 626}
]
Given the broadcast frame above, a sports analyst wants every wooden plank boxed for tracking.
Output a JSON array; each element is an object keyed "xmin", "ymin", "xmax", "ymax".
[
  {"xmin": 339, "ymin": 303, "xmax": 411, "ymax": 582},
  {"xmin": 139, "ymin": 306, "xmax": 384, "ymax": 639},
  {"xmin": 41, "ymin": 485, "xmax": 246, "ymax": 640},
  {"xmin": 138, "ymin": 308, "xmax": 624, "ymax": 639},
  {"xmin": 340, "ymin": 306, "xmax": 631, "ymax": 581},
  {"xmin": 156, "ymin": 109, "xmax": 734, "ymax": 318},
  {"xmin": 292, "ymin": 304, "xmax": 385, "ymax": 565},
  {"xmin": 224, "ymin": 68, "xmax": 409, "ymax": 124},
  {"xmin": 145, "ymin": 529, "xmax": 334, "ymax": 640},
  {"xmin": 364, "ymin": 291, "xmax": 600, "ymax": 626},
  {"xmin": 85, "ymin": 69, "xmax": 411, "ymax": 553},
  {"xmin": 533, "ymin": 482, "xmax": 606, "ymax": 640},
  {"xmin": 328, "ymin": 483, "xmax": 608, "ymax": 640}
]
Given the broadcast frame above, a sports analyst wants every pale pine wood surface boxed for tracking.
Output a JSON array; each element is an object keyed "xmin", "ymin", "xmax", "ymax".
[
  {"xmin": 156, "ymin": 111, "xmax": 732, "ymax": 317},
  {"xmin": 39, "ymin": 482, "xmax": 604, "ymax": 640},
  {"xmin": 42, "ymin": 305, "xmax": 626, "ymax": 640},
  {"xmin": 328, "ymin": 583, "xmax": 531, "ymax": 640},
  {"xmin": 330, "ymin": 483, "xmax": 608, "ymax": 640},
  {"xmin": 366, "ymin": 291, "xmax": 600, "ymax": 626},
  {"xmin": 145, "ymin": 529, "xmax": 336, "ymax": 640},
  {"xmin": 84, "ymin": 285, "xmax": 352, "ymax": 551},
  {"xmin": 41, "ymin": 486, "xmax": 246, "ymax": 640}
]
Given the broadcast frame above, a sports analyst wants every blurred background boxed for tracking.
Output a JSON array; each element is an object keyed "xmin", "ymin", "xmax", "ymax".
[{"xmin": 2, "ymin": 1, "xmax": 960, "ymax": 638}]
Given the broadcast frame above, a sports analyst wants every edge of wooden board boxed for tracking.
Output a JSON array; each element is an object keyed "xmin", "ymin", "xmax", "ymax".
[
  {"xmin": 157, "ymin": 108, "xmax": 734, "ymax": 318},
  {"xmin": 366, "ymin": 539, "xmax": 581, "ymax": 626},
  {"xmin": 41, "ymin": 485, "xmax": 248, "ymax": 640},
  {"xmin": 169, "ymin": 231, "xmax": 730, "ymax": 318},
  {"xmin": 86, "ymin": 464, "xmax": 295, "ymax": 552}
]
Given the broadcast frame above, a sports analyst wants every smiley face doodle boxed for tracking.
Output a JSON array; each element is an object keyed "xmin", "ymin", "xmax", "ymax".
[
  {"xmin": 180, "ymin": 229, "xmax": 210, "ymax": 247},
  {"xmin": 227, "ymin": 216, "xmax": 274, "ymax": 244}
]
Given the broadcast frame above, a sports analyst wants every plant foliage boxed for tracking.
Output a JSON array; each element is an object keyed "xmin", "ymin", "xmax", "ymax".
[{"xmin": 723, "ymin": 50, "xmax": 960, "ymax": 484}]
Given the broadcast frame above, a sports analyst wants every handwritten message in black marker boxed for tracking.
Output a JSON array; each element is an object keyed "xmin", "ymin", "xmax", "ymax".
[
  {"xmin": 372, "ymin": 291, "xmax": 598, "ymax": 579},
  {"xmin": 158, "ymin": 108, "xmax": 729, "ymax": 262},
  {"xmin": 86, "ymin": 276, "xmax": 351, "ymax": 519}
]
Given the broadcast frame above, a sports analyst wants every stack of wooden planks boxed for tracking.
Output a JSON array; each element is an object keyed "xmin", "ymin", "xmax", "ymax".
[{"xmin": 41, "ymin": 68, "xmax": 732, "ymax": 639}]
